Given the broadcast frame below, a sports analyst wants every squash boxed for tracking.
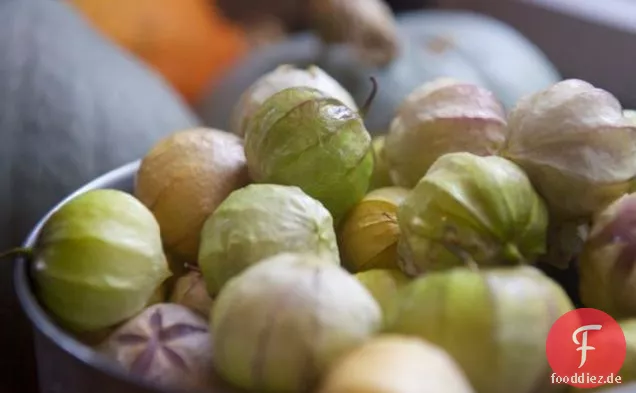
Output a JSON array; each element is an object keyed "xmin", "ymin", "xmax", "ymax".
[
  {"xmin": 197, "ymin": 9, "xmax": 561, "ymax": 135},
  {"xmin": 70, "ymin": 0, "xmax": 250, "ymax": 105},
  {"xmin": 0, "ymin": 0, "xmax": 200, "ymax": 250}
]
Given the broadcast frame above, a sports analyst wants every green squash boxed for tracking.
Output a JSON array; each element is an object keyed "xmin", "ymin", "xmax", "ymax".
[
  {"xmin": 0, "ymin": 0, "xmax": 200, "ymax": 249},
  {"xmin": 197, "ymin": 9, "xmax": 560, "ymax": 135}
]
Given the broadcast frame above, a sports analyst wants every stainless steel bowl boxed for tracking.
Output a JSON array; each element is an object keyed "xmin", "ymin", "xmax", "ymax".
[{"xmin": 14, "ymin": 161, "xmax": 210, "ymax": 393}]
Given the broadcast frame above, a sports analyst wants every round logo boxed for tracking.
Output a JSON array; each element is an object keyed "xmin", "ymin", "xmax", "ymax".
[{"xmin": 546, "ymin": 308, "xmax": 626, "ymax": 388}]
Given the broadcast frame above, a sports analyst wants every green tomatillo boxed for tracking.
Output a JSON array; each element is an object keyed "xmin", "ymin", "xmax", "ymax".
[{"xmin": 243, "ymin": 86, "xmax": 374, "ymax": 224}]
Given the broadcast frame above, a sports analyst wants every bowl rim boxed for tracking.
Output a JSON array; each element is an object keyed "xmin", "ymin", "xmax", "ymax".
[{"xmin": 13, "ymin": 160, "xmax": 211, "ymax": 393}]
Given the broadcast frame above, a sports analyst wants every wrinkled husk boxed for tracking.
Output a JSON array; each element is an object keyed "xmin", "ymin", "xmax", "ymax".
[
  {"xmin": 308, "ymin": 0, "xmax": 399, "ymax": 67},
  {"xmin": 369, "ymin": 136, "xmax": 393, "ymax": 191},
  {"xmin": 244, "ymin": 87, "xmax": 374, "ymax": 224},
  {"xmin": 100, "ymin": 304, "xmax": 213, "ymax": 391},
  {"xmin": 230, "ymin": 64, "xmax": 358, "ymax": 137},
  {"xmin": 339, "ymin": 187, "xmax": 410, "ymax": 272},
  {"xmin": 134, "ymin": 128, "xmax": 249, "ymax": 263},
  {"xmin": 169, "ymin": 271, "xmax": 214, "ymax": 319},
  {"xmin": 397, "ymin": 152, "xmax": 548, "ymax": 275},
  {"xmin": 32, "ymin": 189, "xmax": 171, "ymax": 333},
  {"xmin": 503, "ymin": 79, "xmax": 636, "ymax": 221},
  {"xmin": 540, "ymin": 220, "xmax": 590, "ymax": 270},
  {"xmin": 385, "ymin": 78, "xmax": 507, "ymax": 188},
  {"xmin": 147, "ymin": 283, "xmax": 167, "ymax": 306},
  {"xmin": 317, "ymin": 335, "xmax": 475, "ymax": 393},
  {"xmin": 198, "ymin": 184, "xmax": 339, "ymax": 296},
  {"xmin": 579, "ymin": 193, "xmax": 636, "ymax": 319},
  {"xmin": 384, "ymin": 265, "xmax": 573, "ymax": 393},
  {"xmin": 355, "ymin": 269, "xmax": 410, "ymax": 318},
  {"xmin": 211, "ymin": 253, "xmax": 381, "ymax": 393}
]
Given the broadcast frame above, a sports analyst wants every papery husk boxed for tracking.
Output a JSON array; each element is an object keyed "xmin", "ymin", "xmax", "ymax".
[
  {"xmin": 135, "ymin": 128, "xmax": 249, "ymax": 263},
  {"xmin": 502, "ymin": 79, "xmax": 636, "ymax": 221},
  {"xmin": 397, "ymin": 152, "xmax": 548, "ymax": 275},
  {"xmin": 211, "ymin": 253, "xmax": 381, "ymax": 393},
  {"xmin": 100, "ymin": 303, "xmax": 213, "ymax": 391},
  {"xmin": 585, "ymin": 383, "xmax": 636, "ymax": 393},
  {"xmin": 540, "ymin": 220, "xmax": 590, "ymax": 270},
  {"xmin": 317, "ymin": 335, "xmax": 475, "ymax": 393},
  {"xmin": 369, "ymin": 136, "xmax": 393, "ymax": 191},
  {"xmin": 32, "ymin": 189, "xmax": 172, "ymax": 333},
  {"xmin": 308, "ymin": 0, "xmax": 399, "ymax": 67},
  {"xmin": 569, "ymin": 319, "xmax": 636, "ymax": 392},
  {"xmin": 579, "ymin": 193, "xmax": 636, "ymax": 319},
  {"xmin": 355, "ymin": 269, "xmax": 410, "ymax": 318},
  {"xmin": 199, "ymin": 184, "xmax": 340, "ymax": 296},
  {"xmin": 385, "ymin": 78, "xmax": 507, "ymax": 188},
  {"xmin": 230, "ymin": 64, "xmax": 358, "ymax": 137},
  {"xmin": 244, "ymin": 87, "xmax": 374, "ymax": 224},
  {"xmin": 384, "ymin": 265, "xmax": 573, "ymax": 393},
  {"xmin": 339, "ymin": 187, "xmax": 409, "ymax": 272}
]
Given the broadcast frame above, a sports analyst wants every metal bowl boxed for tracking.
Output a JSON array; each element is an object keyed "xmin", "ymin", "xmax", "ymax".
[{"xmin": 13, "ymin": 161, "xmax": 211, "ymax": 393}]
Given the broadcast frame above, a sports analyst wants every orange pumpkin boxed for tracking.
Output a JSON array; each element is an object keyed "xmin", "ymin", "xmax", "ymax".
[{"xmin": 70, "ymin": 0, "xmax": 249, "ymax": 104}]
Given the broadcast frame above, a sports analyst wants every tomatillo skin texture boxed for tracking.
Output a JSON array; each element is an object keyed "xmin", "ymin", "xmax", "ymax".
[
  {"xmin": 32, "ymin": 189, "xmax": 171, "ymax": 333},
  {"xmin": 397, "ymin": 152, "xmax": 548, "ymax": 275},
  {"xmin": 244, "ymin": 86, "xmax": 374, "ymax": 224},
  {"xmin": 198, "ymin": 184, "xmax": 339, "ymax": 296},
  {"xmin": 211, "ymin": 253, "xmax": 381, "ymax": 393},
  {"xmin": 384, "ymin": 266, "xmax": 573, "ymax": 393},
  {"xmin": 579, "ymin": 193, "xmax": 636, "ymax": 319}
]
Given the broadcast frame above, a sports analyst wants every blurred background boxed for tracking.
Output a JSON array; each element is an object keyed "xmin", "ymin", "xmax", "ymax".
[{"xmin": 3, "ymin": 0, "xmax": 636, "ymax": 391}]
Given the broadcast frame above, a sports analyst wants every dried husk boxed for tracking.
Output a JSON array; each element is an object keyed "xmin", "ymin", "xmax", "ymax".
[
  {"xmin": 230, "ymin": 64, "xmax": 358, "ymax": 137},
  {"xmin": 369, "ymin": 135, "xmax": 393, "ymax": 191},
  {"xmin": 169, "ymin": 270, "xmax": 214, "ymax": 319},
  {"xmin": 134, "ymin": 128, "xmax": 249, "ymax": 263},
  {"xmin": 244, "ymin": 87, "xmax": 374, "ymax": 224},
  {"xmin": 211, "ymin": 252, "xmax": 381, "ymax": 393},
  {"xmin": 32, "ymin": 189, "xmax": 171, "ymax": 333},
  {"xmin": 385, "ymin": 78, "xmax": 507, "ymax": 188},
  {"xmin": 317, "ymin": 335, "xmax": 475, "ymax": 393},
  {"xmin": 339, "ymin": 187, "xmax": 409, "ymax": 272},
  {"xmin": 502, "ymin": 79, "xmax": 636, "ymax": 220},
  {"xmin": 100, "ymin": 303, "xmax": 213, "ymax": 391},
  {"xmin": 397, "ymin": 152, "xmax": 548, "ymax": 275},
  {"xmin": 579, "ymin": 193, "xmax": 636, "ymax": 319},
  {"xmin": 308, "ymin": 0, "xmax": 399, "ymax": 67},
  {"xmin": 198, "ymin": 184, "xmax": 339, "ymax": 296},
  {"xmin": 384, "ymin": 265, "xmax": 573, "ymax": 393},
  {"xmin": 354, "ymin": 269, "xmax": 410, "ymax": 317}
]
